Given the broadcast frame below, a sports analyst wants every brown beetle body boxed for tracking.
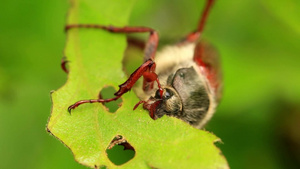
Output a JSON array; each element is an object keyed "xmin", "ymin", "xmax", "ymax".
[
  {"xmin": 66, "ymin": 0, "xmax": 221, "ymax": 129},
  {"xmin": 135, "ymin": 42, "xmax": 220, "ymax": 128}
]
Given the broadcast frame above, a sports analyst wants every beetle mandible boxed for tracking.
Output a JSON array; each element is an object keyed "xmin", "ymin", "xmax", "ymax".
[{"xmin": 66, "ymin": 0, "xmax": 222, "ymax": 129}]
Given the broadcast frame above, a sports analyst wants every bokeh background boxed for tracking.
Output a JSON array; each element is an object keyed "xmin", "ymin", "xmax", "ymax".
[{"xmin": 0, "ymin": 0, "xmax": 299, "ymax": 168}]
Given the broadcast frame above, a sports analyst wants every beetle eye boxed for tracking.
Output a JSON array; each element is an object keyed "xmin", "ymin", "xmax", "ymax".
[
  {"xmin": 155, "ymin": 89, "xmax": 161, "ymax": 98},
  {"xmin": 155, "ymin": 88, "xmax": 173, "ymax": 100},
  {"xmin": 164, "ymin": 91, "xmax": 171, "ymax": 99},
  {"xmin": 179, "ymin": 72, "xmax": 185, "ymax": 78},
  {"xmin": 164, "ymin": 88, "xmax": 173, "ymax": 99}
]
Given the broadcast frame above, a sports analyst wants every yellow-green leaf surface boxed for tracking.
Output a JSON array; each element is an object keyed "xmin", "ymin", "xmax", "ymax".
[{"xmin": 47, "ymin": 0, "xmax": 229, "ymax": 168}]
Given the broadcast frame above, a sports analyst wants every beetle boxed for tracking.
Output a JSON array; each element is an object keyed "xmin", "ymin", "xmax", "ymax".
[{"xmin": 66, "ymin": 0, "xmax": 222, "ymax": 129}]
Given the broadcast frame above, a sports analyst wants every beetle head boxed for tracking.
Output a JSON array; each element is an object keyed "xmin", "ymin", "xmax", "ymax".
[
  {"xmin": 152, "ymin": 87, "xmax": 182, "ymax": 118},
  {"xmin": 144, "ymin": 66, "xmax": 211, "ymax": 126}
]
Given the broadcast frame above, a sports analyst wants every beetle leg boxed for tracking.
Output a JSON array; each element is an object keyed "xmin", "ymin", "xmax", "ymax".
[
  {"xmin": 179, "ymin": 0, "xmax": 215, "ymax": 43},
  {"xmin": 68, "ymin": 59, "xmax": 163, "ymax": 113},
  {"xmin": 68, "ymin": 96, "xmax": 121, "ymax": 113},
  {"xmin": 133, "ymin": 101, "xmax": 146, "ymax": 110},
  {"xmin": 66, "ymin": 24, "xmax": 159, "ymax": 92},
  {"xmin": 66, "ymin": 25, "xmax": 158, "ymax": 61},
  {"xmin": 114, "ymin": 59, "xmax": 162, "ymax": 96}
]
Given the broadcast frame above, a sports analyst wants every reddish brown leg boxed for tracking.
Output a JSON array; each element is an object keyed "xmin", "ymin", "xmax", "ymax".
[
  {"xmin": 68, "ymin": 96, "xmax": 120, "ymax": 113},
  {"xmin": 114, "ymin": 59, "xmax": 162, "ymax": 96},
  {"xmin": 66, "ymin": 24, "xmax": 163, "ymax": 113},
  {"xmin": 66, "ymin": 25, "xmax": 159, "ymax": 62},
  {"xmin": 180, "ymin": 0, "xmax": 215, "ymax": 43},
  {"xmin": 66, "ymin": 24, "xmax": 159, "ymax": 92},
  {"xmin": 133, "ymin": 101, "xmax": 146, "ymax": 110},
  {"xmin": 61, "ymin": 56, "xmax": 69, "ymax": 73},
  {"xmin": 68, "ymin": 59, "xmax": 163, "ymax": 113}
]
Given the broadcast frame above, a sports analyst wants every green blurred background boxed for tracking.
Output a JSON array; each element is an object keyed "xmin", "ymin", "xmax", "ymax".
[{"xmin": 0, "ymin": 0, "xmax": 299, "ymax": 168}]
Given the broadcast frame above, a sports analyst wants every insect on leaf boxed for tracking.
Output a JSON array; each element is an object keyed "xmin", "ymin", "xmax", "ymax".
[{"xmin": 47, "ymin": 0, "xmax": 229, "ymax": 168}]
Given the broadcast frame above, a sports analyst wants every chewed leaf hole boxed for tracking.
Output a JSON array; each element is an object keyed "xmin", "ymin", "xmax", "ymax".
[
  {"xmin": 99, "ymin": 86, "xmax": 122, "ymax": 113},
  {"xmin": 106, "ymin": 135, "xmax": 135, "ymax": 166}
]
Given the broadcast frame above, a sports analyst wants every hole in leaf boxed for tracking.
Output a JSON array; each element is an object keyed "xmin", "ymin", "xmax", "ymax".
[
  {"xmin": 99, "ymin": 86, "xmax": 122, "ymax": 113},
  {"xmin": 106, "ymin": 135, "xmax": 135, "ymax": 166}
]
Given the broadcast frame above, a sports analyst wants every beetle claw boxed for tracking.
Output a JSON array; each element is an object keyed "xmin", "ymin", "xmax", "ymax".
[{"xmin": 68, "ymin": 105, "xmax": 76, "ymax": 114}]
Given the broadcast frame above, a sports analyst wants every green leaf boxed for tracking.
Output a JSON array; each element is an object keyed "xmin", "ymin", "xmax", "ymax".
[
  {"xmin": 47, "ymin": 0, "xmax": 229, "ymax": 168},
  {"xmin": 262, "ymin": 0, "xmax": 300, "ymax": 35}
]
